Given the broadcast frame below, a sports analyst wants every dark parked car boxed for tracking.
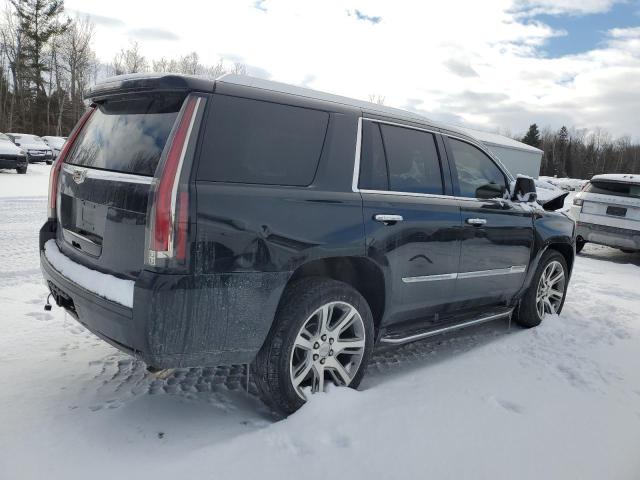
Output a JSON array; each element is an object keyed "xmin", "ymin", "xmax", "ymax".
[
  {"xmin": 7, "ymin": 133, "xmax": 54, "ymax": 164},
  {"xmin": 0, "ymin": 133, "xmax": 28, "ymax": 173},
  {"xmin": 40, "ymin": 73, "xmax": 576, "ymax": 414}
]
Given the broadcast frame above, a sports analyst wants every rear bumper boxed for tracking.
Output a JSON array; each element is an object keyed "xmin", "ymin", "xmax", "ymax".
[
  {"xmin": 576, "ymin": 221, "xmax": 640, "ymax": 251},
  {"xmin": 40, "ymin": 220, "xmax": 289, "ymax": 368}
]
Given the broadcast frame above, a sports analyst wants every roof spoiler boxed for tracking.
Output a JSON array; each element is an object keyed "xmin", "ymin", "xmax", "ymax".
[{"xmin": 84, "ymin": 73, "xmax": 215, "ymax": 102}]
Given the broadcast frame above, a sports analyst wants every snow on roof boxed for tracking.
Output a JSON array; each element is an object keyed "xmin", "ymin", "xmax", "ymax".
[
  {"xmin": 452, "ymin": 126, "xmax": 543, "ymax": 154},
  {"xmin": 591, "ymin": 174, "xmax": 639, "ymax": 184}
]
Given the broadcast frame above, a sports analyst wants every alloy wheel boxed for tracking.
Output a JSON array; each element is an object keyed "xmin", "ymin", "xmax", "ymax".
[
  {"xmin": 289, "ymin": 301, "xmax": 366, "ymax": 399},
  {"xmin": 536, "ymin": 260, "xmax": 566, "ymax": 319}
]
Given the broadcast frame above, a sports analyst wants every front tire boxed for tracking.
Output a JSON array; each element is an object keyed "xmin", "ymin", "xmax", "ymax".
[
  {"xmin": 575, "ymin": 238, "xmax": 586, "ymax": 254},
  {"xmin": 16, "ymin": 166, "xmax": 27, "ymax": 174},
  {"xmin": 253, "ymin": 278, "xmax": 374, "ymax": 415},
  {"xmin": 514, "ymin": 250, "xmax": 568, "ymax": 328}
]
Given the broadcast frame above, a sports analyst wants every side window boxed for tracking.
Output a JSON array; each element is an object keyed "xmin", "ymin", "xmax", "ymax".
[
  {"xmin": 359, "ymin": 121, "xmax": 388, "ymax": 190},
  {"xmin": 448, "ymin": 138, "xmax": 507, "ymax": 199},
  {"xmin": 380, "ymin": 124, "xmax": 443, "ymax": 195},
  {"xmin": 197, "ymin": 95, "xmax": 329, "ymax": 186}
]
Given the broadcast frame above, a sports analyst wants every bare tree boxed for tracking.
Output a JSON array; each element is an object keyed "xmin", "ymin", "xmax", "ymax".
[
  {"xmin": 112, "ymin": 41, "xmax": 148, "ymax": 75},
  {"xmin": 368, "ymin": 94, "xmax": 385, "ymax": 105}
]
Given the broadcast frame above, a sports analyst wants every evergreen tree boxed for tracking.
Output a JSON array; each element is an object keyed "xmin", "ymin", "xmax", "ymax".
[
  {"xmin": 10, "ymin": 0, "xmax": 69, "ymax": 93},
  {"xmin": 522, "ymin": 123, "xmax": 541, "ymax": 149}
]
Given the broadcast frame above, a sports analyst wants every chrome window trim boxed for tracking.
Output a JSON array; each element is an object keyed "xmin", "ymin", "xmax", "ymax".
[
  {"xmin": 352, "ymin": 116, "xmax": 514, "ymax": 198},
  {"xmin": 402, "ymin": 265, "xmax": 526, "ymax": 283},
  {"xmin": 442, "ymin": 133, "xmax": 515, "ymax": 184},
  {"xmin": 351, "ymin": 116, "xmax": 363, "ymax": 193},
  {"xmin": 62, "ymin": 164, "xmax": 153, "ymax": 185}
]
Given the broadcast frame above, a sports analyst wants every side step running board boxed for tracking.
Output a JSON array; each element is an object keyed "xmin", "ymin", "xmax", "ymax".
[{"xmin": 380, "ymin": 309, "xmax": 513, "ymax": 345}]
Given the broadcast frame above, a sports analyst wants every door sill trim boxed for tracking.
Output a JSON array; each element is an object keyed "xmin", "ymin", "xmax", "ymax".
[{"xmin": 380, "ymin": 309, "xmax": 513, "ymax": 345}]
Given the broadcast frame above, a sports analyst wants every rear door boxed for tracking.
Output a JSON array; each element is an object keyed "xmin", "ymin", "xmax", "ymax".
[
  {"xmin": 444, "ymin": 135, "xmax": 534, "ymax": 309},
  {"xmin": 358, "ymin": 119, "xmax": 462, "ymax": 328},
  {"xmin": 56, "ymin": 93, "xmax": 185, "ymax": 279}
]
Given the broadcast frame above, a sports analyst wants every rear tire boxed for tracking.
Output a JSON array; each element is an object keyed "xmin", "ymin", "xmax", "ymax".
[
  {"xmin": 253, "ymin": 277, "xmax": 374, "ymax": 415},
  {"xmin": 513, "ymin": 250, "xmax": 568, "ymax": 328},
  {"xmin": 575, "ymin": 238, "xmax": 586, "ymax": 254},
  {"xmin": 16, "ymin": 166, "xmax": 27, "ymax": 174}
]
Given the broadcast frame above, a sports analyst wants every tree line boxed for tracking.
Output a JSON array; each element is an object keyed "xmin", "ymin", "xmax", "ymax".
[
  {"xmin": 0, "ymin": 0, "xmax": 245, "ymax": 137},
  {"xmin": 522, "ymin": 123, "xmax": 640, "ymax": 178}
]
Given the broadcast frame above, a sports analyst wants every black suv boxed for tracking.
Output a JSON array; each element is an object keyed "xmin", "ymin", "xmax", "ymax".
[{"xmin": 40, "ymin": 74, "xmax": 575, "ymax": 414}]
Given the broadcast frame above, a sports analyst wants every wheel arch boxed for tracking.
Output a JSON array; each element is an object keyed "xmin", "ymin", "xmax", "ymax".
[{"xmin": 286, "ymin": 256, "xmax": 386, "ymax": 329}]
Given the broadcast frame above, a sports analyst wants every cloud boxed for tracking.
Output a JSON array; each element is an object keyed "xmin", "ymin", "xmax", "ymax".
[
  {"xmin": 128, "ymin": 28, "xmax": 179, "ymax": 41},
  {"xmin": 444, "ymin": 59, "xmax": 479, "ymax": 78},
  {"xmin": 512, "ymin": 0, "xmax": 622, "ymax": 16},
  {"xmin": 352, "ymin": 9, "xmax": 381, "ymax": 24},
  {"xmin": 63, "ymin": 0, "xmax": 640, "ymax": 139},
  {"xmin": 68, "ymin": 9, "xmax": 125, "ymax": 27},
  {"xmin": 253, "ymin": 0, "xmax": 267, "ymax": 12}
]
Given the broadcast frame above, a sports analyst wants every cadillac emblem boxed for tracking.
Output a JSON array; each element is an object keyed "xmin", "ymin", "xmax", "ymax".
[{"xmin": 72, "ymin": 169, "xmax": 87, "ymax": 184}]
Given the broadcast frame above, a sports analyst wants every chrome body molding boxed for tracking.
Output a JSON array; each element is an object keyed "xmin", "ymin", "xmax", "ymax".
[
  {"xmin": 402, "ymin": 273, "xmax": 457, "ymax": 283},
  {"xmin": 62, "ymin": 163, "xmax": 153, "ymax": 185},
  {"xmin": 402, "ymin": 265, "xmax": 526, "ymax": 283},
  {"xmin": 380, "ymin": 310, "xmax": 513, "ymax": 345}
]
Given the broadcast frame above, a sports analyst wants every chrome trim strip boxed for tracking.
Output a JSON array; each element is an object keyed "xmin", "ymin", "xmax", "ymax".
[
  {"xmin": 352, "ymin": 116, "xmax": 363, "ymax": 193},
  {"xmin": 62, "ymin": 164, "xmax": 153, "ymax": 185},
  {"xmin": 360, "ymin": 188, "xmax": 464, "ymax": 201},
  {"xmin": 62, "ymin": 228, "xmax": 101, "ymax": 247},
  {"xmin": 402, "ymin": 265, "xmax": 526, "ymax": 283},
  {"xmin": 380, "ymin": 310, "xmax": 513, "ymax": 345},
  {"xmin": 458, "ymin": 265, "xmax": 527, "ymax": 279},
  {"xmin": 402, "ymin": 273, "xmax": 457, "ymax": 283}
]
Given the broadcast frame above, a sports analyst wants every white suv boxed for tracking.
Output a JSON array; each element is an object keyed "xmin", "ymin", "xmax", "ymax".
[{"xmin": 569, "ymin": 174, "xmax": 640, "ymax": 253}]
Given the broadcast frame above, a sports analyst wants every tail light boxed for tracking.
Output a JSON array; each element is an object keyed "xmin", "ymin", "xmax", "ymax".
[
  {"xmin": 145, "ymin": 95, "xmax": 203, "ymax": 269},
  {"xmin": 47, "ymin": 107, "xmax": 95, "ymax": 219}
]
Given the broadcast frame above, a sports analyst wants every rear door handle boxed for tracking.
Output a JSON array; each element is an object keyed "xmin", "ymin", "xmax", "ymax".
[
  {"xmin": 466, "ymin": 218, "xmax": 487, "ymax": 226},
  {"xmin": 374, "ymin": 214, "xmax": 403, "ymax": 225}
]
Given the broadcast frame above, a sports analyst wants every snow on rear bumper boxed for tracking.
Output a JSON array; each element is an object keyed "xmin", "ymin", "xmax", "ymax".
[{"xmin": 44, "ymin": 240, "xmax": 134, "ymax": 307}]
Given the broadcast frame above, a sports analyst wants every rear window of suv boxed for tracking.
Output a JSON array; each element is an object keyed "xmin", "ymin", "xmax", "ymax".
[
  {"xmin": 66, "ymin": 94, "xmax": 184, "ymax": 176},
  {"xmin": 586, "ymin": 181, "xmax": 640, "ymax": 199},
  {"xmin": 197, "ymin": 95, "xmax": 329, "ymax": 186}
]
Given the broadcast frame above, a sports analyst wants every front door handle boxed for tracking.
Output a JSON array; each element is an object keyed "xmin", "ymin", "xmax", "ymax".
[
  {"xmin": 374, "ymin": 214, "xmax": 403, "ymax": 225},
  {"xmin": 466, "ymin": 218, "xmax": 487, "ymax": 226}
]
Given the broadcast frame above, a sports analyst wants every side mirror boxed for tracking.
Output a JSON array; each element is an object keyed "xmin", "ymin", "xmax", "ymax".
[{"xmin": 512, "ymin": 176, "xmax": 537, "ymax": 203}]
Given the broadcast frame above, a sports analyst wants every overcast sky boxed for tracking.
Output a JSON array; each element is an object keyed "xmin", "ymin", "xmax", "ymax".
[{"xmin": 64, "ymin": 0, "xmax": 640, "ymax": 139}]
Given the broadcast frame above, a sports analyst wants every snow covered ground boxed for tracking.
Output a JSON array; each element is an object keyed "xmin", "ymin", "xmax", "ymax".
[{"xmin": 1, "ymin": 166, "xmax": 639, "ymax": 479}]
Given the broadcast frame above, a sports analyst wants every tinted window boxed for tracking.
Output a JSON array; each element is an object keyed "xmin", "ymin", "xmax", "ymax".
[
  {"xmin": 449, "ymin": 138, "xmax": 507, "ymax": 199},
  {"xmin": 359, "ymin": 121, "xmax": 388, "ymax": 190},
  {"xmin": 66, "ymin": 94, "xmax": 183, "ymax": 176},
  {"xmin": 586, "ymin": 181, "xmax": 640, "ymax": 199},
  {"xmin": 198, "ymin": 95, "xmax": 329, "ymax": 186},
  {"xmin": 380, "ymin": 124, "xmax": 443, "ymax": 195}
]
